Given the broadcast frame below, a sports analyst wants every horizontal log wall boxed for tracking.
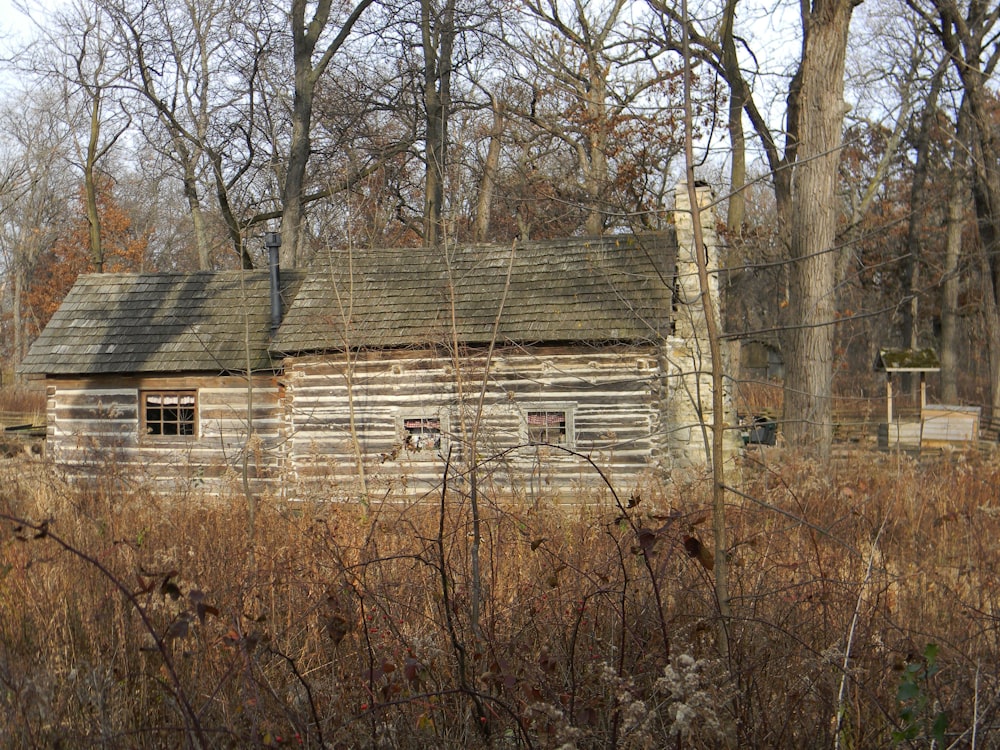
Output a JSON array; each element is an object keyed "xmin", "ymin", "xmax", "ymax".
[
  {"xmin": 40, "ymin": 344, "xmax": 722, "ymax": 500},
  {"xmin": 283, "ymin": 346, "xmax": 677, "ymax": 502},
  {"xmin": 45, "ymin": 374, "xmax": 283, "ymax": 495}
]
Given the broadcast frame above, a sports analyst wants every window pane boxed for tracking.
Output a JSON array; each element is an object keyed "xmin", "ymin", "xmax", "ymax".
[
  {"xmin": 404, "ymin": 417, "xmax": 441, "ymax": 451},
  {"xmin": 144, "ymin": 391, "xmax": 196, "ymax": 437},
  {"xmin": 528, "ymin": 411, "xmax": 567, "ymax": 445}
]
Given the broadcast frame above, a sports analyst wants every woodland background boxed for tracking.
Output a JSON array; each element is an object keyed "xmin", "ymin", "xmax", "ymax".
[{"xmin": 0, "ymin": 0, "xmax": 998, "ymax": 444}]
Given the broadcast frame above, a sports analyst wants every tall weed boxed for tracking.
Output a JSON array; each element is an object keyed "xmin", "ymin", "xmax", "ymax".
[{"xmin": 1, "ymin": 448, "xmax": 999, "ymax": 747}]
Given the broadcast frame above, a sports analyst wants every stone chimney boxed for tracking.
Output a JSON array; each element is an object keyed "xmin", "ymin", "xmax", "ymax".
[
  {"xmin": 672, "ymin": 181, "xmax": 720, "ymax": 343},
  {"xmin": 660, "ymin": 182, "xmax": 740, "ymax": 467}
]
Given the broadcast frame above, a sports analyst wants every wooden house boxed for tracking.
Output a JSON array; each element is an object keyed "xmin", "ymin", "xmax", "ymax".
[{"xmin": 20, "ymin": 184, "xmax": 733, "ymax": 501}]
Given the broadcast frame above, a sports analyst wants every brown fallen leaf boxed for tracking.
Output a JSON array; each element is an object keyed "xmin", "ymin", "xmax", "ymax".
[
  {"xmin": 682, "ymin": 534, "xmax": 714, "ymax": 571},
  {"xmin": 325, "ymin": 614, "xmax": 351, "ymax": 646},
  {"xmin": 636, "ymin": 527, "xmax": 657, "ymax": 556}
]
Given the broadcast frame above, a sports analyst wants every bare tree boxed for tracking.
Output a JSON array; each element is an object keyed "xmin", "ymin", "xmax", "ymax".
[
  {"xmin": 106, "ymin": 0, "xmax": 285, "ymax": 269},
  {"xmin": 419, "ymin": 0, "xmax": 456, "ymax": 247},
  {"xmin": 472, "ymin": 93, "xmax": 504, "ymax": 242},
  {"xmin": 651, "ymin": 0, "xmax": 861, "ymax": 456},
  {"xmin": 899, "ymin": 62, "xmax": 947, "ymax": 359},
  {"xmin": 108, "ymin": 0, "xmax": 256, "ymax": 269},
  {"xmin": 517, "ymin": 0, "xmax": 686, "ymax": 236},
  {"xmin": 781, "ymin": 0, "xmax": 859, "ymax": 454},
  {"xmin": 940, "ymin": 96, "xmax": 971, "ymax": 402},
  {"xmin": 906, "ymin": 0, "xmax": 1000, "ymax": 413},
  {"xmin": 0, "ymin": 92, "xmax": 75, "ymax": 365},
  {"xmin": 105, "ymin": 0, "xmax": 403, "ymax": 269},
  {"xmin": 24, "ymin": 0, "xmax": 131, "ymax": 273},
  {"xmin": 281, "ymin": 0, "xmax": 376, "ymax": 266}
]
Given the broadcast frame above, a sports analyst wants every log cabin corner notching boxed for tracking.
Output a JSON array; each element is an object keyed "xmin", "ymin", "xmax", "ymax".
[{"xmin": 19, "ymin": 184, "xmax": 734, "ymax": 500}]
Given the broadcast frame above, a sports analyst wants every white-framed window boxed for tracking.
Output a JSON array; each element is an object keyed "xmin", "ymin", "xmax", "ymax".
[
  {"xmin": 142, "ymin": 391, "xmax": 197, "ymax": 437},
  {"xmin": 401, "ymin": 415, "xmax": 444, "ymax": 452},
  {"xmin": 525, "ymin": 405, "xmax": 575, "ymax": 447}
]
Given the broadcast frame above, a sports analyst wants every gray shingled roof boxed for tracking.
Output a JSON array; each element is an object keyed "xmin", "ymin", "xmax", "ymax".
[
  {"xmin": 19, "ymin": 271, "xmax": 306, "ymax": 375},
  {"xmin": 20, "ymin": 234, "xmax": 678, "ymax": 376},
  {"xmin": 272, "ymin": 234, "xmax": 677, "ymax": 354}
]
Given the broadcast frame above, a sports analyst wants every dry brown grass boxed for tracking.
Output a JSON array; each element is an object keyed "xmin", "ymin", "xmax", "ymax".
[
  {"xmin": 734, "ymin": 379, "xmax": 783, "ymax": 418},
  {"xmin": 1, "ymin": 448, "xmax": 999, "ymax": 748},
  {"xmin": 0, "ymin": 386, "xmax": 46, "ymax": 424}
]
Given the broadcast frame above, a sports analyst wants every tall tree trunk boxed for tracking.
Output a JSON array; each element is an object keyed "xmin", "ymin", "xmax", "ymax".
[
  {"xmin": 13, "ymin": 272, "xmax": 25, "ymax": 364},
  {"xmin": 941, "ymin": 161, "xmax": 966, "ymax": 404},
  {"xmin": 473, "ymin": 95, "xmax": 503, "ymax": 243},
  {"xmin": 421, "ymin": 0, "xmax": 456, "ymax": 248},
  {"xmin": 721, "ymin": 0, "xmax": 745, "ymax": 234},
  {"xmin": 164, "ymin": 127, "xmax": 212, "ymax": 269},
  {"xmin": 649, "ymin": 0, "xmax": 853, "ymax": 457},
  {"xmin": 940, "ymin": 97, "xmax": 970, "ymax": 403},
  {"xmin": 902, "ymin": 64, "xmax": 945, "ymax": 394},
  {"xmin": 726, "ymin": 97, "xmax": 746, "ymax": 234},
  {"xmin": 209, "ymin": 151, "xmax": 254, "ymax": 269},
  {"xmin": 282, "ymin": 60, "xmax": 313, "ymax": 266},
  {"xmin": 181, "ymin": 166, "xmax": 211, "ymax": 270},
  {"xmin": 282, "ymin": 0, "xmax": 374, "ymax": 265},
  {"xmin": 282, "ymin": 0, "xmax": 321, "ymax": 267},
  {"xmin": 84, "ymin": 80, "xmax": 105, "ymax": 272},
  {"xmin": 985, "ymin": 285, "xmax": 1000, "ymax": 416},
  {"xmin": 966, "ymin": 102, "xmax": 1000, "ymax": 414},
  {"xmin": 782, "ymin": 0, "xmax": 856, "ymax": 456},
  {"xmin": 583, "ymin": 62, "xmax": 610, "ymax": 237}
]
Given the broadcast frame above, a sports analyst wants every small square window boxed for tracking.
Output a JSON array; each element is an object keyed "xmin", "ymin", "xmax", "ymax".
[
  {"xmin": 143, "ymin": 391, "xmax": 197, "ymax": 437},
  {"xmin": 403, "ymin": 417, "xmax": 441, "ymax": 451},
  {"xmin": 527, "ymin": 410, "xmax": 567, "ymax": 445}
]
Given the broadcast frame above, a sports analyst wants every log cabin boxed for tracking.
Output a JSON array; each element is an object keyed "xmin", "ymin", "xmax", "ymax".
[{"xmin": 19, "ymin": 184, "xmax": 734, "ymax": 501}]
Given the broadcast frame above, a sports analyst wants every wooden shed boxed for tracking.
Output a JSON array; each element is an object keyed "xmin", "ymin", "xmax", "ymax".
[
  {"xmin": 20, "ymin": 184, "xmax": 732, "ymax": 500},
  {"xmin": 875, "ymin": 347, "xmax": 980, "ymax": 449}
]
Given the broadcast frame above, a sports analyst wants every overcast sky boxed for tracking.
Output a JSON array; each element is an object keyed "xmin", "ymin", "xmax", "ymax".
[
  {"xmin": 0, "ymin": 0, "xmax": 33, "ymax": 41},
  {"xmin": 0, "ymin": 0, "xmax": 37, "ymax": 69}
]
